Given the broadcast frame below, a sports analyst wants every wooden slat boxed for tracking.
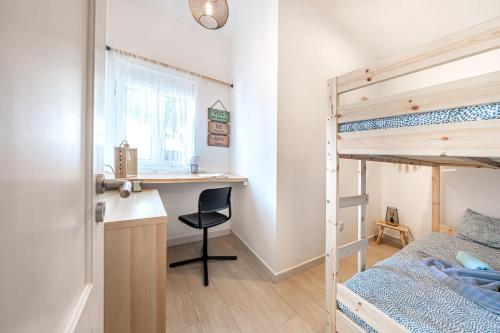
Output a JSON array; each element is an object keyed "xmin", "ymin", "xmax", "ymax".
[
  {"xmin": 337, "ymin": 17, "xmax": 500, "ymax": 93},
  {"xmin": 338, "ymin": 71, "xmax": 500, "ymax": 123},
  {"xmin": 459, "ymin": 157, "xmax": 500, "ymax": 168},
  {"xmin": 408, "ymin": 156, "xmax": 485, "ymax": 167},
  {"xmin": 325, "ymin": 78, "xmax": 340, "ymax": 332},
  {"xmin": 357, "ymin": 160, "xmax": 367, "ymax": 273},
  {"xmin": 440, "ymin": 224, "xmax": 457, "ymax": 235},
  {"xmin": 341, "ymin": 154, "xmax": 498, "ymax": 168},
  {"xmin": 335, "ymin": 310, "xmax": 365, "ymax": 333},
  {"xmin": 432, "ymin": 166, "xmax": 441, "ymax": 233},
  {"xmin": 339, "ymin": 194, "xmax": 369, "ymax": 209},
  {"xmin": 337, "ymin": 284, "xmax": 410, "ymax": 333},
  {"xmin": 339, "ymin": 239, "xmax": 368, "ymax": 259},
  {"xmin": 338, "ymin": 119, "xmax": 500, "ymax": 157},
  {"xmin": 340, "ymin": 154, "xmax": 438, "ymax": 167}
]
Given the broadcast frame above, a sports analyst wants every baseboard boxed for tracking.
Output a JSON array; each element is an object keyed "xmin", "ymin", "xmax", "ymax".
[
  {"xmin": 229, "ymin": 231, "xmax": 394, "ymax": 284},
  {"xmin": 230, "ymin": 229, "xmax": 280, "ymax": 282},
  {"xmin": 230, "ymin": 230, "xmax": 329, "ymax": 283},
  {"xmin": 272, "ymin": 254, "xmax": 325, "ymax": 283},
  {"xmin": 167, "ymin": 228, "xmax": 231, "ymax": 247}
]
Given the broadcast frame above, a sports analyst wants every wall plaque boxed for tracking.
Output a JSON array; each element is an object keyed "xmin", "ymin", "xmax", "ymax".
[
  {"xmin": 208, "ymin": 134, "xmax": 230, "ymax": 147},
  {"xmin": 208, "ymin": 121, "xmax": 230, "ymax": 135},
  {"xmin": 208, "ymin": 108, "xmax": 230, "ymax": 123}
]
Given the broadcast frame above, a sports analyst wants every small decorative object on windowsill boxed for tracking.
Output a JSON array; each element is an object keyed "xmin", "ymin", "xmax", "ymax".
[
  {"xmin": 191, "ymin": 155, "xmax": 200, "ymax": 174},
  {"xmin": 114, "ymin": 140, "xmax": 138, "ymax": 178},
  {"xmin": 385, "ymin": 206, "xmax": 399, "ymax": 225},
  {"xmin": 208, "ymin": 99, "xmax": 230, "ymax": 148}
]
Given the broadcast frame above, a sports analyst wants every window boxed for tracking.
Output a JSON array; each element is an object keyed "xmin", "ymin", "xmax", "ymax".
[{"xmin": 105, "ymin": 52, "xmax": 198, "ymax": 173}]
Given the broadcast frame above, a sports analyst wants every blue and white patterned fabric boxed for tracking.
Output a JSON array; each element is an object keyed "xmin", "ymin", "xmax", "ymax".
[
  {"xmin": 339, "ymin": 233, "xmax": 500, "ymax": 333},
  {"xmin": 338, "ymin": 102, "xmax": 500, "ymax": 133}
]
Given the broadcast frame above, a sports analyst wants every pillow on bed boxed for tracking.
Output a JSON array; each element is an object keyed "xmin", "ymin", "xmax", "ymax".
[{"xmin": 456, "ymin": 209, "xmax": 500, "ymax": 249}]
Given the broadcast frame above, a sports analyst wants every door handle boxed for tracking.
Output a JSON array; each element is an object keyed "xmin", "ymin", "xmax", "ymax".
[{"xmin": 96, "ymin": 174, "xmax": 133, "ymax": 198}]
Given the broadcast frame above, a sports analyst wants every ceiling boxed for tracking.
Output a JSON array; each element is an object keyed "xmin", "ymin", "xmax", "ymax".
[
  {"xmin": 309, "ymin": 0, "xmax": 500, "ymax": 60},
  {"xmin": 140, "ymin": 1, "xmax": 500, "ymax": 59}
]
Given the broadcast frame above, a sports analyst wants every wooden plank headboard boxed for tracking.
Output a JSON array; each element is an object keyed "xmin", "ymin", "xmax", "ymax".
[{"xmin": 439, "ymin": 224, "xmax": 457, "ymax": 235}]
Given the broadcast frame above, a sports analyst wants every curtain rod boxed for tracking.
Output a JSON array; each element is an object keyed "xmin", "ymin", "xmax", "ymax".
[{"xmin": 106, "ymin": 45, "xmax": 233, "ymax": 88}]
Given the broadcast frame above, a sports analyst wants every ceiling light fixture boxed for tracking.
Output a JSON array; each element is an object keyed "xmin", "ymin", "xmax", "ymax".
[{"xmin": 189, "ymin": 0, "xmax": 229, "ymax": 30}]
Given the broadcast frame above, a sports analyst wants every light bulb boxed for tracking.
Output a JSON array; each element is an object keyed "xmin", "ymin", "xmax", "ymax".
[{"xmin": 205, "ymin": 1, "xmax": 213, "ymax": 16}]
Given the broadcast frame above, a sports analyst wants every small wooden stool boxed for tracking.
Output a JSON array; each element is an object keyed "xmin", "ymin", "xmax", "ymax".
[{"xmin": 376, "ymin": 221, "xmax": 411, "ymax": 247}]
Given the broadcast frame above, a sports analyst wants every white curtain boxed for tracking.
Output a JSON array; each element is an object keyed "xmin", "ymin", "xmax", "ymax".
[{"xmin": 105, "ymin": 51, "xmax": 199, "ymax": 173}]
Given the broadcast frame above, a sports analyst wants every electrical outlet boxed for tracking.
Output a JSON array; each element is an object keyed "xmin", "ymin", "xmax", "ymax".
[{"xmin": 339, "ymin": 221, "xmax": 345, "ymax": 232}]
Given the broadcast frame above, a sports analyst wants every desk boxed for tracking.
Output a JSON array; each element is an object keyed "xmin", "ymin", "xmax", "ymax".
[
  {"xmin": 124, "ymin": 172, "xmax": 248, "ymax": 185},
  {"xmin": 102, "ymin": 190, "xmax": 167, "ymax": 333}
]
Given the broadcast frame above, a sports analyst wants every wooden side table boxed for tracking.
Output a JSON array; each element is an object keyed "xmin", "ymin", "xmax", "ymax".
[{"xmin": 376, "ymin": 221, "xmax": 411, "ymax": 247}]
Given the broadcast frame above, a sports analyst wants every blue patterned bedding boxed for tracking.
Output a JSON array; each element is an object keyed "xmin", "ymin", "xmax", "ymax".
[
  {"xmin": 339, "ymin": 233, "xmax": 500, "ymax": 333},
  {"xmin": 338, "ymin": 102, "xmax": 500, "ymax": 133}
]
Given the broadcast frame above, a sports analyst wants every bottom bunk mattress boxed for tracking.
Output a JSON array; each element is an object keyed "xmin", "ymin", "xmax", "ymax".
[{"xmin": 339, "ymin": 233, "xmax": 500, "ymax": 333}]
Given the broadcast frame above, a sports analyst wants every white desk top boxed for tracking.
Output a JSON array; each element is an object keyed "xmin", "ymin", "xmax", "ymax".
[{"xmin": 100, "ymin": 189, "xmax": 167, "ymax": 229}]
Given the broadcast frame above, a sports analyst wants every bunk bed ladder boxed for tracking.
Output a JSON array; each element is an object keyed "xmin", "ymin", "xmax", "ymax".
[{"xmin": 326, "ymin": 75, "xmax": 370, "ymax": 332}]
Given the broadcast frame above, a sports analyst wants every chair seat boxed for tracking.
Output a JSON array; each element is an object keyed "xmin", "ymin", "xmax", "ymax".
[{"xmin": 179, "ymin": 212, "xmax": 229, "ymax": 229}]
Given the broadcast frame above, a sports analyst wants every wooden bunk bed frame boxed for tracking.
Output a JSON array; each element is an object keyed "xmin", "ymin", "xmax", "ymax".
[{"xmin": 325, "ymin": 17, "xmax": 500, "ymax": 333}]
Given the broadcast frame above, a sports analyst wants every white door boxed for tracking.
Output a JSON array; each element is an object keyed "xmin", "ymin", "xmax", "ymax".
[{"xmin": 0, "ymin": 0, "xmax": 106, "ymax": 332}]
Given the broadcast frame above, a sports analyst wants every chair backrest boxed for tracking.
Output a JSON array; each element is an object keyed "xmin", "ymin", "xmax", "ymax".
[{"xmin": 198, "ymin": 187, "xmax": 232, "ymax": 215}]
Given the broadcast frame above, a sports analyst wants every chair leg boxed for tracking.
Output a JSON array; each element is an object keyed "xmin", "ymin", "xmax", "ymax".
[
  {"xmin": 169, "ymin": 256, "xmax": 203, "ymax": 268},
  {"xmin": 203, "ymin": 257, "xmax": 209, "ymax": 286},
  {"xmin": 169, "ymin": 228, "xmax": 237, "ymax": 287},
  {"xmin": 203, "ymin": 228, "xmax": 209, "ymax": 286},
  {"xmin": 208, "ymin": 255, "xmax": 237, "ymax": 260}
]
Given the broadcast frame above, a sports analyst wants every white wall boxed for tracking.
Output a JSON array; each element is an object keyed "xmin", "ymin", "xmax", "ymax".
[
  {"xmin": 229, "ymin": 0, "xmax": 279, "ymax": 270},
  {"xmin": 441, "ymin": 168, "xmax": 500, "ymax": 223},
  {"xmin": 275, "ymin": 0, "xmax": 382, "ymax": 272},
  {"xmin": 107, "ymin": 0, "xmax": 234, "ymax": 243},
  {"xmin": 381, "ymin": 166, "xmax": 500, "ymax": 241}
]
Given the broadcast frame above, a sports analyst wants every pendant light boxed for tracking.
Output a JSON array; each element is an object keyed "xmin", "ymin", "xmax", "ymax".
[{"xmin": 189, "ymin": 0, "xmax": 229, "ymax": 30}]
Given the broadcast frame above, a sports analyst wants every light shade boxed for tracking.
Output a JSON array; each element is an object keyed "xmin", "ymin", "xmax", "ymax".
[{"xmin": 189, "ymin": 0, "xmax": 229, "ymax": 30}]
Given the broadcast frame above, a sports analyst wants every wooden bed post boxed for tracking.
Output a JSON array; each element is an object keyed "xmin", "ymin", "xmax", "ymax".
[
  {"xmin": 432, "ymin": 166, "xmax": 440, "ymax": 232},
  {"xmin": 357, "ymin": 160, "xmax": 367, "ymax": 272},
  {"xmin": 325, "ymin": 78, "xmax": 339, "ymax": 333}
]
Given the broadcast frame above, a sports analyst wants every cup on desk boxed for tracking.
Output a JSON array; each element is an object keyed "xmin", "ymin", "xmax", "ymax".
[
  {"xmin": 191, "ymin": 164, "xmax": 199, "ymax": 174},
  {"xmin": 132, "ymin": 181, "xmax": 143, "ymax": 192}
]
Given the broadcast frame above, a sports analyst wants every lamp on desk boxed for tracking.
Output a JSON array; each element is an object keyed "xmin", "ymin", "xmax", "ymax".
[{"xmin": 114, "ymin": 140, "xmax": 138, "ymax": 178}]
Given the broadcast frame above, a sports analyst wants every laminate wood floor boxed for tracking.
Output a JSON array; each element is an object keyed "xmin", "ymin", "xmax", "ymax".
[{"xmin": 166, "ymin": 234, "xmax": 399, "ymax": 333}]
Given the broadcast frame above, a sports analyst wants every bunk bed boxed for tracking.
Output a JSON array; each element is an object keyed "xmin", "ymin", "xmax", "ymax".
[{"xmin": 325, "ymin": 17, "xmax": 500, "ymax": 333}]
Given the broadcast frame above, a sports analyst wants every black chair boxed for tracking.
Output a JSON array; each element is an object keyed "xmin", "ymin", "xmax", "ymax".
[{"xmin": 169, "ymin": 187, "xmax": 237, "ymax": 286}]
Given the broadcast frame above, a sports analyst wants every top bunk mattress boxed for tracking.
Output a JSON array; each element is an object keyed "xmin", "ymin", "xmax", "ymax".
[
  {"xmin": 338, "ymin": 102, "xmax": 500, "ymax": 133},
  {"xmin": 339, "ymin": 233, "xmax": 500, "ymax": 333}
]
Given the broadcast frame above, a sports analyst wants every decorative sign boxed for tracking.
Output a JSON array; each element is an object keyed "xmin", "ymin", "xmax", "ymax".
[
  {"xmin": 208, "ymin": 121, "xmax": 230, "ymax": 135},
  {"xmin": 208, "ymin": 134, "xmax": 230, "ymax": 147},
  {"xmin": 208, "ymin": 108, "xmax": 230, "ymax": 123}
]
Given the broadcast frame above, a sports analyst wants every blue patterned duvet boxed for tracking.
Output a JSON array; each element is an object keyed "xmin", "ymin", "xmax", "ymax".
[{"xmin": 339, "ymin": 233, "xmax": 500, "ymax": 333}]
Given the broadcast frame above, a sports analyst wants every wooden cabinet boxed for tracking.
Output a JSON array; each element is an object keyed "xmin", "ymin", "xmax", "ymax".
[{"xmin": 102, "ymin": 190, "xmax": 167, "ymax": 333}]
